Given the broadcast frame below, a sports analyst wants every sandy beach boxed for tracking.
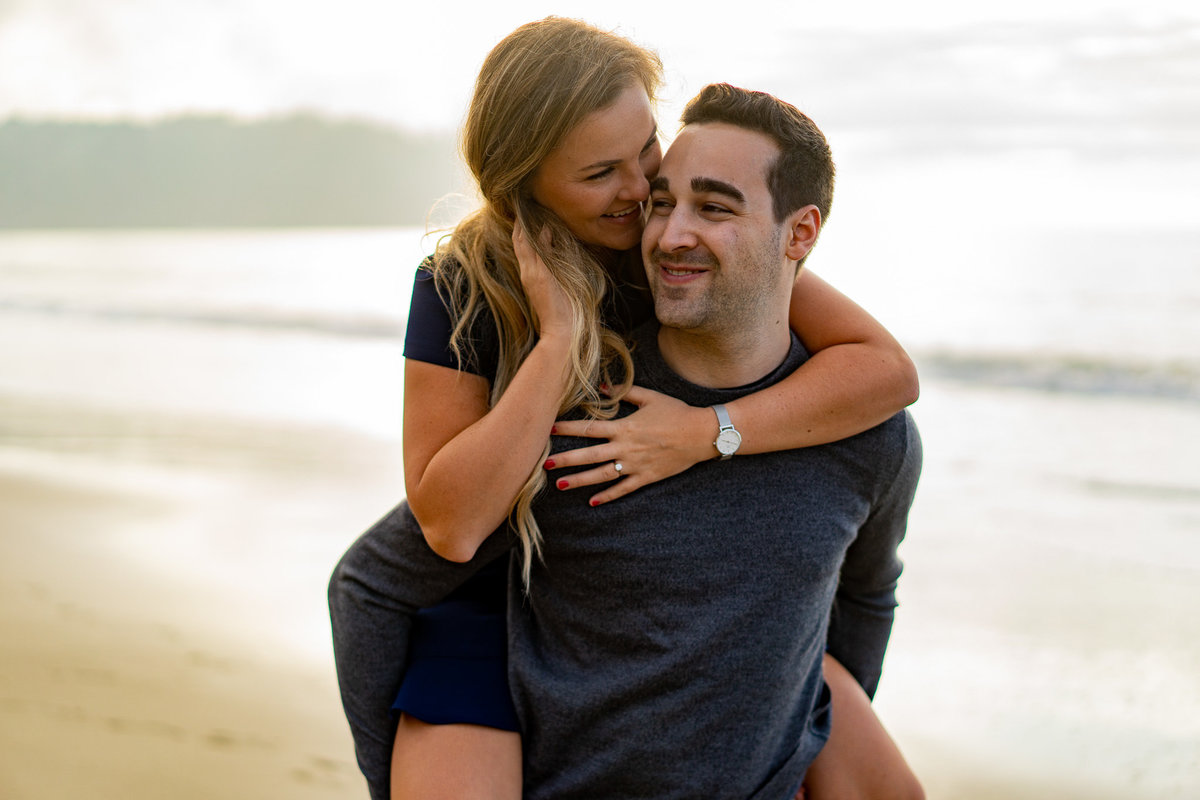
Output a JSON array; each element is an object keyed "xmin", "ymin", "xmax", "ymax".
[
  {"xmin": 2, "ymin": 374, "xmax": 1197, "ymax": 800},
  {"xmin": 0, "ymin": 393, "xmax": 398, "ymax": 800}
]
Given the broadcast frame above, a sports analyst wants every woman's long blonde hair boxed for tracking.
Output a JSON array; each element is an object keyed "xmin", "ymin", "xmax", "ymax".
[{"xmin": 430, "ymin": 17, "xmax": 663, "ymax": 586}]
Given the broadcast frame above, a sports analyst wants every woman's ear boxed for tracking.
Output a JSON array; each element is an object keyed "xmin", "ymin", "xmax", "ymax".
[{"xmin": 784, "ymin": 205, "xmax": 821, "ymax": 262}]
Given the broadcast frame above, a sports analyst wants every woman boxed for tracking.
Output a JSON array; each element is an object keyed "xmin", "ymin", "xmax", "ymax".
[{"xmin": 331, "ymin": 16, "xmax": 921, "ymax": 800}]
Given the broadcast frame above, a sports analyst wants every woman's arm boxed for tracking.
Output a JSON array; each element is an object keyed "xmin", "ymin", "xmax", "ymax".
[
  {"xmin": 725, "ymin": 268, "xmax": 919, "ymax": 451},
  {"xmin": 547, "ymin": 269, "xmax": 918, "ymax": 505},
  {"xmin": 405, "ymin": 230, "xmax": 575, "ymax": 562}
]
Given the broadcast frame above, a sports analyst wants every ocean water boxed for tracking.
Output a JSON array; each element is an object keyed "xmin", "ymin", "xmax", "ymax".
[
  {"xmin": 1, "ymin": 210, "xmax": 1198, "ymax": 796},
  {"xmin": 0, "ymin": 227, "xmax": 428, "ymax": 436},
  {"xmin": 2, "ymin": 212, "xmax": 1196, "ymax": 420}
]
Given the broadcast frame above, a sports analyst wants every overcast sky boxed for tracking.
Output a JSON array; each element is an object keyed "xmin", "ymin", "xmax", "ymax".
[{"xmin": 1, "ymin": 0, "xmax": 1196, "ymax": 136}]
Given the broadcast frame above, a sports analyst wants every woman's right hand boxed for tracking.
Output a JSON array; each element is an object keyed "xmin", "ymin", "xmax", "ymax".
[{"xmin": 513, "ymin": 225, "xmax": 574, "ymax": 342}]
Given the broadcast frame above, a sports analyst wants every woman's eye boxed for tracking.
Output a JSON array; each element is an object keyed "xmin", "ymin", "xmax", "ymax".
[{"xmin": 585, "ymin": 167, "xmax": 615, "ymax": 181}]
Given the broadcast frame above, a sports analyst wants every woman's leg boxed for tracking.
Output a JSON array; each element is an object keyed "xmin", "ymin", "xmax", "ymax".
[
  {"xmin": 801, "ymin": 654, "xmax": 924, "ymax": 800},
  {"xmin": 391, "ymin": 716, "xmax": 522, "ymax": 800},
  {"xmin": 329, "ymin": 503, "xmax": 508, "ymax": 798}
]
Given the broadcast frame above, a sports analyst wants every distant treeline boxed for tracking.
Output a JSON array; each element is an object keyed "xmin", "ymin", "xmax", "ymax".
[{"xmin": 0, "ymin": 115, "xmax": 464, "ymax": 228}]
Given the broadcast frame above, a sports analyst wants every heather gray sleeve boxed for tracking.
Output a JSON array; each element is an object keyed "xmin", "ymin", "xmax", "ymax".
[
  {"xmin": 826, "ymin": 412, "xmax": 923, "ymax": 699},
  {"xmin": 327, "ymin": 502, "xmax": 513, "ymax": 800}
]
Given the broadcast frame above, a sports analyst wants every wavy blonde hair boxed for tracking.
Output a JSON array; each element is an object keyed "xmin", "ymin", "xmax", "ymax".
[{"xmin": 430, "ymin": 17, "xmax": 662, "ymax": 586}]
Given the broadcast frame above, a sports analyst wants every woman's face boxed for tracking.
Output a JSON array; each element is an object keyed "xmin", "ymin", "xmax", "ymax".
[{"xmin": 529, "ymin": 84, "xmax": 662, "ymax": 252}]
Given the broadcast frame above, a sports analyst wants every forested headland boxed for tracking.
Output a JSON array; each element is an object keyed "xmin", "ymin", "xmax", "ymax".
[{"xmin": 0, "ymin": 115, "xmax": 464, "ymax": 228}]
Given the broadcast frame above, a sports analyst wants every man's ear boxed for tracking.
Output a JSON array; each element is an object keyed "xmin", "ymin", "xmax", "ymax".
[{"xmin": 784, "ymin": 205, "xmax": 821, "ymax": 261}]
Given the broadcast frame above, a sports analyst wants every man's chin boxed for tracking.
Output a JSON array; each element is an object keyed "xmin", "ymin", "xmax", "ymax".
[{"xmin": 651, "ymin": 300, "xmax": 704, "ymax": 332}]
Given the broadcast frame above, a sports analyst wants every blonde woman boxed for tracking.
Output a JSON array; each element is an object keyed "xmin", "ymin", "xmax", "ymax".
[{"xmin": 330, "ymin": 17, "xmax": 921, "ymax": 800}]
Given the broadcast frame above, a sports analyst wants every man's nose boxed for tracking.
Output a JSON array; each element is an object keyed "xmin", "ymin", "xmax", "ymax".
[{"xmin": 657, "ymin": 208, "xmax": 697, "ymax": 252}]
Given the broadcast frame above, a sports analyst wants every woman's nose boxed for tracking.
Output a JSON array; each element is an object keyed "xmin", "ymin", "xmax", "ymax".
[{"xmin": 618, "ymin": 165, "xmax": 650, "ymax": 203}]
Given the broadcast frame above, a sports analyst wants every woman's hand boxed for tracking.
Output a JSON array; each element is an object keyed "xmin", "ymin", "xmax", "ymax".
[
  {"xmin": 545, "ymin": 386, "xmax": 717, "ymax": 506},
  {"xmin": 513, "ymin": 225, "xmax": 573, "ymax": 342}
]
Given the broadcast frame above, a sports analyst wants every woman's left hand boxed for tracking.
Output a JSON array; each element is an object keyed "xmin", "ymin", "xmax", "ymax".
[{"xmin": 546, "ymin": 386, "xmax": 716, "ymax": 506}]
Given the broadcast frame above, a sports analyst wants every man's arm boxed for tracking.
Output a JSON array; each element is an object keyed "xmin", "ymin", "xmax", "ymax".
[
  {"xmin": 328, "ymin": 502, "xmax": 513, "ymax": 800},
  {"xmin": 826, "ymin": 412, "xmax": 923, "ymax": 698}
]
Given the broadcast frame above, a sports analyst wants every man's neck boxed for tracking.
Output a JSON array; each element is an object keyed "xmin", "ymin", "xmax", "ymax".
[{"xmin": 656, "ymin": 323, "xmax": 792, "ymax": 389}]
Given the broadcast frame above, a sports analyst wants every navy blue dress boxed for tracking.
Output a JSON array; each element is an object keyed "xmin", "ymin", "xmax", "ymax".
[
  {"xmin": 393, "ymin": 266, "xmax": 518, "ymax": 731},
  {"xmin": 395, "ymin": 260, "xmax": 651, "ymax": 731}
]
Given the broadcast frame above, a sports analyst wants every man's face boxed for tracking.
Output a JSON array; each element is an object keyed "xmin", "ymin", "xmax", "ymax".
[{"xmin": 641, "ymin": 122, "xmax": 792, "ymax": 337}]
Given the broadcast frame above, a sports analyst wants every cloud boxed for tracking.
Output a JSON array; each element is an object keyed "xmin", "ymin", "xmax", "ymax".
[{"xmin": 762, "ymin": 17, "xmax": 1200, "ymax": 158}]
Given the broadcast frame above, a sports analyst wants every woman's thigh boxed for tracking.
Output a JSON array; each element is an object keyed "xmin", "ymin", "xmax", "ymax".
[
  {"xmin": 801, "ymin": 654, "xmax": 924, "ymax": 800},
  {"xmin": 391, "ymin": 714, "xmax": 522, "ymax": 800}
]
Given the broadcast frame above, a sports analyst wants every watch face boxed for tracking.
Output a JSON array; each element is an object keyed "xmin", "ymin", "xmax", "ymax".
[{"xmin": 716, "ymin": 429, "xmax": 742, "ymax": 456}]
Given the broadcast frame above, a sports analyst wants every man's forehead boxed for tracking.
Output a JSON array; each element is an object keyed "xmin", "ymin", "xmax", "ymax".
[{"xmin": 657, "ymin": 122, "xmax": 776, "ymax": 195}]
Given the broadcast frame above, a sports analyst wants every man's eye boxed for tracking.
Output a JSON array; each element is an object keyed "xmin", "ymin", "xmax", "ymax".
[
  {"xmin": 702, "ymin": 204, "xmax": 732, "ymax": 215},
  {"xmin": 649, "ymin": 198, "xmax": 673, "ymax": 213}
]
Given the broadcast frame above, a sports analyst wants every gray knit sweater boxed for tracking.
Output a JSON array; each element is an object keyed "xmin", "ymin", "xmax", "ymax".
[{"xmin": 509, "ymin": 323, "xmax": 922, "ymax": 799}]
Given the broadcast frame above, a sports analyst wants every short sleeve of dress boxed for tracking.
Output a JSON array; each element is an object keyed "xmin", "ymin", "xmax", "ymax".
[
  {"xmin": 403, "ymin": 260, "xmax": 499, "ymax": 382},
  {"xmin": 404, "ymin": 265, "xmax": 461, "ymax": 371},
  {"xmin": 403, "ymin": 253, "xmax": 647, "ymax": 385}
]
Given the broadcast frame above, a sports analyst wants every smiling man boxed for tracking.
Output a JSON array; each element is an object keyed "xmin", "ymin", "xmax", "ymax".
[
  {"xmin": 642, "ymin": 113, "xmax": 820, "ymax": 386},
  {"xmin": 506, "ymin": 83, "xmax": 923, "ymax": 798}
]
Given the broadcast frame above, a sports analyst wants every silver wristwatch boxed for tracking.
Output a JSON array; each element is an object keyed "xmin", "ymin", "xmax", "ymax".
[{"xmin": 711, "ymin": 404, "xmax": 742, "ymax": 460}]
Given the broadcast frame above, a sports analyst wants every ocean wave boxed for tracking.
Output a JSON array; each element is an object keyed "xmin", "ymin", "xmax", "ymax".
[
  {"xmin": 918, "ymin": 352, "xmax": 1200, "ymax": 403},
  {"xmin": 0, "ymin": 298, "xmax": 404, "ymax": 339}
]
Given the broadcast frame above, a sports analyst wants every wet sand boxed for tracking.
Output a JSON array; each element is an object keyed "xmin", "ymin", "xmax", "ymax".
[
  {"xmin": 1, "ymin": 379, "xmax": 1197, "ymax": 799},
  {"xmin": 0, "ymin": 395, "xmax": 398, "ymax": 799},
  {"xmin": 0, "ymin": 485, "xmax": 355, "ymax": 799}
]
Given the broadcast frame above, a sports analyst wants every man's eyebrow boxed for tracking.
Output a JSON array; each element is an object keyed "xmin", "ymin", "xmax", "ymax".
[
  {"xmin": 691, "ymin": 177, "xmax": 745, "ymax": 204},
  {"xmin": 649, "ymin": 176, "xmax": 669, "ymax": 193}
]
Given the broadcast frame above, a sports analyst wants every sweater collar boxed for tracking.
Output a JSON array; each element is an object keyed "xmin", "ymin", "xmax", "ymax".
[{"xmin": 629, "ymin": 322, "xmax": 810, "ymax": 407}]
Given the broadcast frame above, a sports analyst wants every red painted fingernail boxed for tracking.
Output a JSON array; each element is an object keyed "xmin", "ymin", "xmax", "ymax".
[
  {"xmin": 589, "ymin": 499, "xmax": 600, "ymax": 507},
  {"xmin": 550, "ymin": 425, "xmax": 557, "ymax": 434},
  {"xmin": 544, "ymin": 459, "xmax": 555, "ymax": 469},
  {"xmin": 556, "ymin": 479, "xmax": 569, "ymax": 490}
]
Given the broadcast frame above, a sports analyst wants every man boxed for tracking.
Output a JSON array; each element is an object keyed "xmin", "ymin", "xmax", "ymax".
[
  {"xmin": 505, "ymin": 83, "xmax": 922, "ymax": 798},
  {"xmin": 330, "ymin": 84, "xmax": 921, "ymax": 799}
]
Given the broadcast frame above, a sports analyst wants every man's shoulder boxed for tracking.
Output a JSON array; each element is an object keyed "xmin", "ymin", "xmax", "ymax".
[
  {"xmin": 844, "ymin": 408, "xmax": 922, "ymax": 506},
  {"xmin": 839, "ymin": 407, "xmax": 920, "ymax": 465}
]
